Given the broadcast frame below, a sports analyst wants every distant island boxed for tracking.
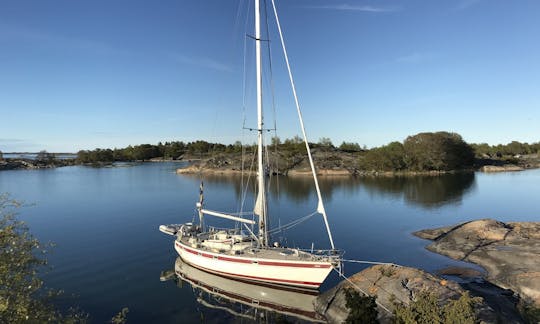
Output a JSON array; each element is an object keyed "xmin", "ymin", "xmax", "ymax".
[{"xmin": 1, "ymin": 131, "xmax": 539, "ymax": 174}]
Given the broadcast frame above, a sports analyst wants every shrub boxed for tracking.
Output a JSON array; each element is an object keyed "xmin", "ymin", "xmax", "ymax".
[{"xmin": 344, "ymin": 288, "xmax": 379, "ymax": 323}]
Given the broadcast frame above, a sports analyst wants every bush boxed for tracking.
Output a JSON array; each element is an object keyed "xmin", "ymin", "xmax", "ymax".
[
  {"xmin": 392, "ymin": 291, "xmax": 479, "ymax": 324},
  {"xmin": 518, "ymin": 301, "xmax": 540, "ymax": 324},
  {"xmin": 0, "ymin": 193, "xmax": 88, "ymax": 323},
  {"xmin": 344, "ymin": 288, "xmax": 379, "ymax": 323},
  {"xmin": 403, "ymin": 132, "xmax": 474, "ymax": 171},
  {"xmin": 358, "ymin": 142, "xmax": 406, "ymax": 171}
]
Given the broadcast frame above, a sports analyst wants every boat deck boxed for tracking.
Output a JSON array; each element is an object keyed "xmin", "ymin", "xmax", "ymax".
[{"xmin": 177, "ymin": 235, "xmax": 336, "ymax": 264}]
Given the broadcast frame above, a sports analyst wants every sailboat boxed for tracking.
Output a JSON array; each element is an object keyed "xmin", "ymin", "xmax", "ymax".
[{"xmin": 159, "ymin": 0, "xmax": 341, "ymax": 290}]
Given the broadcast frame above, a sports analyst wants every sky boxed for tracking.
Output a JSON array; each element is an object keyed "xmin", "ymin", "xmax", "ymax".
[{"xmin": 0, "ymin": 0, "xmax": 539, "ymax": 152}]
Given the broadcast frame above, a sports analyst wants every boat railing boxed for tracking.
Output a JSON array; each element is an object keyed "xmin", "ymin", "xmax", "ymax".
[
  {"xmin": 297, "ymin": 248, "xmax": 344, "ymax": 262},
  {"xmin": 206, "ymin": 226, "xmax": 243, "ymax": 234}
]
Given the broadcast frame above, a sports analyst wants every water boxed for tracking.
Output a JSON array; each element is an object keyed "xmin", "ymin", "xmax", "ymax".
[{"xmin": 1, "ymin": 163, "xmax": 539, "ymax": 322}]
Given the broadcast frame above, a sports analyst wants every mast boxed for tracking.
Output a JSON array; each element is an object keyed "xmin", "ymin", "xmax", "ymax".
[{"xmin": 253, "ymin": 0, "xmax": 268, "ymax": 246}]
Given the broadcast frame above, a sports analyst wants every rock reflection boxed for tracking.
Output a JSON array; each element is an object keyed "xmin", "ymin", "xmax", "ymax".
[
  {"xmin": 161, "ymin": 257, "xmax": 325, "ymax": 323},
  {"xmin": 189, "ymin": 172, "xmax": 476, "ymax": 209}
]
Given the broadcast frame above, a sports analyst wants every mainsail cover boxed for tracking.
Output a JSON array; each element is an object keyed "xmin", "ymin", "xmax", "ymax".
[{"xmin": 254, "ymin": 189, "xmax": 264, "ymax": 216}]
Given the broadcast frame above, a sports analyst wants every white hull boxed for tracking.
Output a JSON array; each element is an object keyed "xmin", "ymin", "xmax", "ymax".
[{"xmin": 174, "ymin": 240, "xmax": 333, "ymax": 289}]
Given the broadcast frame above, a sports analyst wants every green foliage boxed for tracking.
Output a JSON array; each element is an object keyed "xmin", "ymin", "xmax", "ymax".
[
  {"xmin": 471, "ymin": 141, "xmax": 540, "ymax": 157},
  {"xmin": 110, "ymin": 307, "xmax": 129, "ymax": 324},
  {"xmin": 359, "ymin": 141, "xmax": 406, "ymax": 171},
  {"xmin": 442, "ymin": 292, "xmax": 477, "ymax": 324},
  {"xmin": 0, "ymin": 150, "xmax": 3, "ymax": 161},
  {"xmin": 394, "ymin": 291, "xmax": 441, "ymax": 324},
  {"xmin": 339, "ymin": 141, "xmax": 362, "ymax": 152},
  {"xmin": 77, "ymin": 140, "xmax": 247, "ymax": 163},
  {"xmin": 318, "ymin": 137, "xmax": 334, "ymax": 148},
  {"xmin": 344, "ymin": 288, "xmax": 379, "ymax": 324},
  {"xmin": 358, "ymin": 132, "xmax": 476, "ymax": 172},
  {"xmin": 0, "ymin": 193, "xmax": 88, "ymax": 323},
  {"xmin": 392, "ymin": 291, "xmax": 478, "ymax": 324},
  {"xmin": 403, "ymin": 132, "xmax": 474, "ymax": 171},
  {"xmin": 518, "ymin": 301, "xmax": 540, "ymax": 324}
]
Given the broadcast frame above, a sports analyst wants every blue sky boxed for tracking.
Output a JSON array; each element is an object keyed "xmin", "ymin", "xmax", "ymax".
[{"xmin": 0, "ymin": 0, "xmax": 539, "ymax": 152}]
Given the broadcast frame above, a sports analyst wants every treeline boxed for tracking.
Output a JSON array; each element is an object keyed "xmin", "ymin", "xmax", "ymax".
[
  {"xmin": 357, "ymin": 132, "xmax": 475, "ymax": 172},
  {"xmin": 76, "ymin": 133, "xmax": 539, "ymax": 172},
  {"xmin": 77, "ymin": 141, "xmax": 244, "ymax": 163},
  {"xmin": 471, "ymin": 141, "xmax": 540, "ymax": 157},
  {"xmin": 76, "ymin": 137, "xmax": 365, "ymax": 164}
]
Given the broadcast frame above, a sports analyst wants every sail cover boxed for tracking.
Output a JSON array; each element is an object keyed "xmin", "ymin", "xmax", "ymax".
[{"xmin": 254, "ymin": 190, "xmax": 264, "ymax": 216}]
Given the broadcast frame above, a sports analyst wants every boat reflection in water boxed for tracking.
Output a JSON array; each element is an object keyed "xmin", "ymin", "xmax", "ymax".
[{"xmin": 161, "ymin": 257, "xmax": 325, "ymax": 323}]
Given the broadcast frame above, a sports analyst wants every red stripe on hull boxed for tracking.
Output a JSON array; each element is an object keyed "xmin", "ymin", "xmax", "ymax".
[
  {"xmin": 218, "ymin": 255, "xmax": 252, "ymax": 263},
  {"xmin": 258, "ymin": 261, "xmax": 331, "ymax": 268}
]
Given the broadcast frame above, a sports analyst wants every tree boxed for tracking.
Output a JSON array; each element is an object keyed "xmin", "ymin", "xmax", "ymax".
[
  {"xmin": 358, "ymin": 142, "xmax": 406, "ymax": 171},
  {"xmin": 392, "ymin": 291, "xmax": 479, "ymax": 324},
  {"xmin": 0, "ymin": 194, "xmax": 88, "ymax": 322},
  {"xmin": 344, "ymin": 288, "xmax": 379, "ymax": 323},
  {"xmin": 187, "ymin": 140, "xmax": 211, "ymax": 154},
  {"xmin": 339, "ymin": 141, "xmax": 362, "ymax": 152},
  {"xmin": 0, "ymin": 150, "xmax": 3, "ymax": 161},
  {"xmin": 403, "ymin": 132, "xmax": 474, "ymax": 171},
  {"xmin": 318, "ymin": 137, "xmax": 334, "ymax": 148},
  {"xmin": 36, "ymin": 150, "xmax": 55, "ymax": 163}
]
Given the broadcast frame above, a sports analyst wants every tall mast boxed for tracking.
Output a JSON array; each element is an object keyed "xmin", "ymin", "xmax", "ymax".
[{"xmin": 253, "ymin": 0, "xmax": 268, "ymax": 246}]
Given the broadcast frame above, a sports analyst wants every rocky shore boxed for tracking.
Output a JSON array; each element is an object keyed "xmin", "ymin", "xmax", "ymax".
[
  {"xmin": 316, "ymin": 219, "xmax": 539, "ymax": 323},
  {"xmin": 414, "ymin": 219, "xmax": 540, "ymax": 308},
  {"xmin": 480, "ymin": 165, "xmax": 524, "ymax": 172},
  {"xmin": 0, "ymin": 158, "xmax": 76, "ymax": 170},
  {"xmin": 314, "ymin": 264, "xmax": 519, "ymax": 323},
  {"xmin": 175, "ymin": 151, "xmax": 540, "ymax": 177}
]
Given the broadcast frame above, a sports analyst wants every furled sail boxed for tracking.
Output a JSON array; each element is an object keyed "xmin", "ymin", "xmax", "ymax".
[{"xmin": 254, "ymin": 190, "xmax": 264, "ymax": 216}]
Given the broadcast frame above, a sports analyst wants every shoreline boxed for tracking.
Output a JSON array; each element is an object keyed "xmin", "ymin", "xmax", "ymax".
[
  {"xmin": 414, "ymin": 219, "xmax": 540, "ymax": 307},
  {"xmin": 175, "ymin": 164, "xmax": 539, "ymax": 177}
]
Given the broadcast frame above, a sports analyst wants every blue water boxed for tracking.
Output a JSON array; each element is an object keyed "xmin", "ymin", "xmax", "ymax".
[{"xmin": 1, "ymin": 163, "xmax": 539, "ymax": 322}]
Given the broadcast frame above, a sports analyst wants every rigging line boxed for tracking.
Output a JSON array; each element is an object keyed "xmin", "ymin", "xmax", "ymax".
[
  {"xmin": 332, "ymin": 268, "xmax": 393, "ymax": 315},
  {"xmin": 342, "ymin": 259, "xmax": 402, "ymax": 267},
  {"xmin": 262, "ymin": 0, "xmax": 280, "ymax": 179},
  {"xmin": 241, "ymin": 18, "xmax": 248, "ymax": 130},
  {"xmin": 270, "ymin": 0, "xmax": 335, "ymax": 250},
  {"xmin": 267, "ymin": 211, "xmax": 318, "ymax": 234},
  {"xmin": 239, "ymin": 0, "xmax": 251, "ymax": 216},
  {"xmin": 338, "ymin": 261, "xmax": 411, "ymax": 309},
  {"xmin": 232, "ymin": 0, "xmax": 245, "ymax": 47},
  {"xmin": 240, "ymin": 144, "xmax": 257, "ymax": 219}
]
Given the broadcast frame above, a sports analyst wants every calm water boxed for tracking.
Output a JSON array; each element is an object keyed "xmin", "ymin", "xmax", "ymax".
[{"xmin": 1, "ymin": 163, "xmax": 539, "ymax": 322}]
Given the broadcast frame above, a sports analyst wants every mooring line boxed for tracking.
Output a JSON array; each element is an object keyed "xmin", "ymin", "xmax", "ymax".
[
  {"xmin": 332, "ymin": 267, "xmax": 393, "ymax": 315},
  {"xmin": 341, "ymin": 259, "xmax": 403, "ymax": 267}
]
